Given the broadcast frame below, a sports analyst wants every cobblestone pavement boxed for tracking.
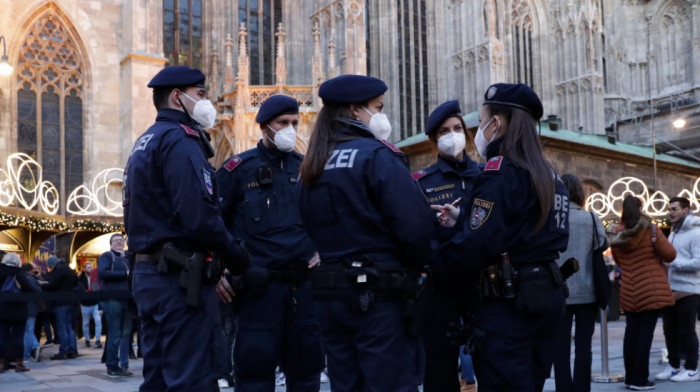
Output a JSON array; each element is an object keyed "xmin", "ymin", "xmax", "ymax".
[{"xmin": 1, "ymin": 317, "xmax": 699, "ymax": 391}]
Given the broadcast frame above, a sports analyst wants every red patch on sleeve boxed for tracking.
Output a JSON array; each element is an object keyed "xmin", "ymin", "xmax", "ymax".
[
  {"xmin": 484, "ymin": 156, "xmax": 503, "ymax": 171},
  {"xmin": 224, "ymin": 156, "xmax": 243, "ymax": 171},
  {"xmin": 180, "ymin": 124, "xmax": 199, "ymax": 137},
  {"xmin": 412, "ymin": 170, "xmax": 427, "ymax": 180},
  {"xmin": 381, "ymin": 140, "xmax": 403, "ymax": 154}
]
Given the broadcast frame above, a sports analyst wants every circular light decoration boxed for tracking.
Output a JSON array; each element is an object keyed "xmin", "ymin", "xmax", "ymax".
[
  {"xmin": 67, "ymin": 168, "xmax": 124, "ymax": 217},
  {"xmin": 1, "ymin": 153, "xmax": 60, "ymax": 215},
  {"xmin": 645, "ymin": 191, "xmax": 669, "ymax": 217},
  {"xmin": 91, "ymin": 168, "xmax": 124, "ymax": 216},
  {"xmin": 606, "ymin": 177, "xmax": 649, "ymax": 217},
  {"xmin": 7, "ymin": 153, "xmax": 42, "ymax": 211},
  {"xmin": 585, "ymin": 192, "xmax": 612, "ymax": 217},
  {"xmin": 586, "ymin": 176, "xmax": 700, "ymax": 221},
  {"xmin": 66, "ymin": 185, "xmax": 101, "ymax": 215}
]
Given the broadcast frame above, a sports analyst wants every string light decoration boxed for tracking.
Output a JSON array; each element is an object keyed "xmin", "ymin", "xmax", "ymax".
[
  {"xmin": 0, "ymin": 153, "xmax": 59, "ymax": 215},
  {"xmin": 67, "ymin": 168, "xmax": 123, "ymax": 217},
  {"xmin": 70, "ymin": 219, "xmax": 123, "ymax": 233},
  {"xmin": 586, "ymin": 176, "xmax": 700, "ymax": 221},
  {"xmin": 0, "ymin": 210, "xmax": 67, "ymax": 231}
]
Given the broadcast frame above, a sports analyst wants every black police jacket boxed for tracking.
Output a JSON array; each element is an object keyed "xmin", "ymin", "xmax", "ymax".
[
  {"xmin": 122, "ymin": 109, "xmax": 247, "ymax": 272},
  {"xmin": 414, "ymin": 152, "xmax": 481, "ymax": 288},
  {"xmin": 437, "ymin": 137, "xmax": 570, "ymax": 275},
  {"xmin": 299, "ymin": 118, "xmax": 432, "ymax": 270},
  {"xmin": 216, "ymin": 140, "xmax": 316, "ymax": 270}
]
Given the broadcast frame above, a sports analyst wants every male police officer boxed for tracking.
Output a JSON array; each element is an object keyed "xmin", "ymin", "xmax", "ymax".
[
  {"xmin": 215, "ymin": 95, "xmax": 324, "ymax": 392},
  {"xmin": 123, "ymin": 65, "xmax": 250, "ymax": 391}
]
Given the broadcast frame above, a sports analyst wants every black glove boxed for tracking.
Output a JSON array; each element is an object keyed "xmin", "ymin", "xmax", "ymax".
[
  {"xmin": 226, "ymin": 239, "xmax": 251, "ymax": 276},
  {"xmin": 446, "ymin": 318, "xmax": 487, "ymax": 355}
]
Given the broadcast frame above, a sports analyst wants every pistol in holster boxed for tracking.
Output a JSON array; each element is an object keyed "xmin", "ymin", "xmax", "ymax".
[{"xmin": 160, "ymin": 244, "xmax": 206, "ymax": 308}]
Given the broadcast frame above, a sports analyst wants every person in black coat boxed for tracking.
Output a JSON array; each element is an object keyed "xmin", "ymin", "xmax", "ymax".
[
  {"xmin": 40, "ymin": 256, "xmax": 79, "ymax": 360},
  {"xmin": 0, "ymin": 253, "xmax": 41, "ymax": 372}
]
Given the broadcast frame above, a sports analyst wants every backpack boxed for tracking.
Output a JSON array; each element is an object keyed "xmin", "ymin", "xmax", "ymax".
[{"xmin": 2, "ymin": 275, "xmax": 21, "ymax": 293}]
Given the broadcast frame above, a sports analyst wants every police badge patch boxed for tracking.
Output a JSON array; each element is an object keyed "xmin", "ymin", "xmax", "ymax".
[
  {"xmin": 470, "ymin": 198, "xmax": 494, "ymax": 230},
  {"xmin": 202, "ymin": 169, "xmax": 213, "ymax": 195}
]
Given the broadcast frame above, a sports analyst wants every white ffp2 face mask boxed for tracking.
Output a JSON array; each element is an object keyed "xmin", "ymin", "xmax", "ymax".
[
  {"xmin": 181, "ymin": 92, "xmax": 217, "ymax": 129},
  {"xmin": 266, "ymin": 124, "xmax": 297, "ymax": 152},
  {"xmin": 362, "ymin": 107, "xmax": 392, "ymax": 140},
  {"xmin": 437, "ymin": 131, "xmax": 466, "ymax": 158},
  {"xmin": 474, "ymin": 117, "xmax": 498, "ymax": 157}
]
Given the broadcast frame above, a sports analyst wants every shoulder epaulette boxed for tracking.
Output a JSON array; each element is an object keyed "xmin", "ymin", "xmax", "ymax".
[
  {"xmin": 380, "ymin": 140, "xmax": 404, "ymax": 155},
  {"xmin": 180, "ymin": 124, "xmax": 200, "ymax": 138},
  {"xmin": 223, "ymin": 155, "xmax": 244, "ymax": 171},
  {"xmin": 412, "ymin": 170, "xmax": 427, "ymax": 180},
  {"xmin": 484, "ymin": 156, "xmax": 504, "ymax": 172}
]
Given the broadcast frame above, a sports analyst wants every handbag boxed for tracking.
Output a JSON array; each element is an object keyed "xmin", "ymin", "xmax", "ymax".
[
  {"xmin": 2, "ymin": 275, "xmax": 21, "ymax": 293},
  {"xmin": 590, "ymin": 212, "xmax": 611, "ymax": 310}
]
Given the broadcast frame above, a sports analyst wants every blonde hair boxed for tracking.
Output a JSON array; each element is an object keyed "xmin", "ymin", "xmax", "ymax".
[{"xmin": 2, "ymin": 253, "xmax": 21, "ymax": 267}]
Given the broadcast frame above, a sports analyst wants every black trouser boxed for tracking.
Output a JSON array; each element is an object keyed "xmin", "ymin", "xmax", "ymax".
[
  {"xmin": 623, "ymin": 309, "xmax": 659, "ymax": 386},
  {"xmin": 422, "ymin": 288, "xmax": 466, "ymax": 392},
  {"xmin": 553, "ymin": 302, "xmax": 598, "ymax": 392},
  {"xmin": 662, "ymin": 294, "xmax": 700, "ymax": 371}
]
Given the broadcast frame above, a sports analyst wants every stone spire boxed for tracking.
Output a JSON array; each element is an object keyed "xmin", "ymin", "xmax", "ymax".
[
  {"xmin": 209, "ymin": 43, "xmax": 220, "ymax": 97},
  {"xmin": 312, "ymin": 22, "xmax": 324, "ymax": 108},
  {"xmin": 224, "ymin": 33, "xmax": 234, "ymax": 91},
  {"xmin": 235, "ymin": 23, "xmax": 249, "ymax": 109},
  {"xmin": 275, "ymin": 23, "xmax": 287, "ymax": 86}
]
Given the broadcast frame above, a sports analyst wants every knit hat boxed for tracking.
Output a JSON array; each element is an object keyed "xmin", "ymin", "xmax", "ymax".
[{"xmin": 47, "ymin": 256, "xmax": 61, "ymax": 269}]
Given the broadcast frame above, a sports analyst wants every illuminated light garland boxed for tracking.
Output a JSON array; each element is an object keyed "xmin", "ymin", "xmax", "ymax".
[
  {"xmin": 70, "ymin": 219, "xmax": 124, "ymax": 233},
  {"xmin": 67, "ymin": 168, "xmax": 124, "ymax": 217},
  {"xmin": 586, "ymin": 176, "xmax": 700, "ymax": 220},
  {"xmin": 0, "ymin": 210, "xmax": 68, "ymax": 231},
  {"xmin": 0, "ymin": 153, "xmax": 59, "ymax": 215}
]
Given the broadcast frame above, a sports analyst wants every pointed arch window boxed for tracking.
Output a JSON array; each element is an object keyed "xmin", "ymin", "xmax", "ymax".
[
  {"xmin": 511, "ymin": 0, "xmax": 534, "ymax": 87},
  {"xmin": 16, "ymin": 12, "xmax": 83, "ymax": 208}
]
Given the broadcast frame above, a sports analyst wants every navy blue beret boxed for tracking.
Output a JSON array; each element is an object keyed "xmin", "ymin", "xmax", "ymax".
[
  {"xmin": 255, "ymin": 95, "xmax": 299, "ymax": 124},
  {"xmin": 319, "ymin": 74, "xmax": 388, "ymax": 104},
  {"xmin": 147, "ymin": 65, "xmax": 206, "ymax": 88},
  {"xmin": 483, "ymin": 83, "xmax": 543, "ymax": 120},
  {"xmin": 425, "ymin": 100, "xmax": 462, "ymax": 135}
]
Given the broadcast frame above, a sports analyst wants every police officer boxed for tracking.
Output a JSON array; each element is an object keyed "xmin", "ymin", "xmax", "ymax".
[
  {"xmin": 413, "ymin": 100, "xmax": 481, "ymax": 392},
  {"xmin": 298, "ymin": 74, "xmax": 433, "ymax": 392},
  {"xmin": 435, "ymin": 83, "xmax": 569, "ymax": 391},
  {"xmin": 215, "ymin": 94, "xmax": 323, "ymax": 392},
  {"xmin": 123, "ymin": 65, "xmax": 250, "ymax": 392}
]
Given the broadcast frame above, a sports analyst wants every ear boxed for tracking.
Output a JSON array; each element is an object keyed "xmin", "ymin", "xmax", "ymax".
[
  {"xmin": 169, "ymin": 89, "xmax": 184, "ymax": 110},
  {"xmin": 349, "ymin": 104, "xmax": 362, "ymax": 119}
]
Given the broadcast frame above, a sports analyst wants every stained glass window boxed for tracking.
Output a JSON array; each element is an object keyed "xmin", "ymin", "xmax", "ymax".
[{"xmin": 16, "ymin": 13, "xmax": 83, "ymax": 210}]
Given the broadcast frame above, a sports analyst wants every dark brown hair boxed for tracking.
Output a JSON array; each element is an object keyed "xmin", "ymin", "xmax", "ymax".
[
  {"xmin": 561, "ymin": 174, "xmax": 584, "ymax": 206},
  {"xmin": 484, "ymin": 103, "xmax": 554, "ymax": 232},
  {"xmin": 621, "ymin": 195, "xmax": 642, "ymax": 228},
  {"xmin": 300, "ymin": 101, "xmax": 365, "ymax": 185},
  {"xmin": 427, "ymin": 116, "xmax": 473, "ymax": 147}
]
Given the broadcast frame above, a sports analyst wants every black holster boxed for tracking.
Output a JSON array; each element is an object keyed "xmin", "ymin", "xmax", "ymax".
[{"xmin": 161, "ymin": 244, "xmax": 206, "ymax": 308}]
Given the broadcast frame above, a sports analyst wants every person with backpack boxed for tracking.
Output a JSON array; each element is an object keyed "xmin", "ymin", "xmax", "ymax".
[
  {"xmin": 78, "ymin": 261, "xmax": 102, "ymax": 349},
  {"xmin": 0, "ymin": 252, "xmax": 41, "ymax": 372},
  {"xmin": 40, "ymin": 256, "xmax": 79, "ymax": 360}
]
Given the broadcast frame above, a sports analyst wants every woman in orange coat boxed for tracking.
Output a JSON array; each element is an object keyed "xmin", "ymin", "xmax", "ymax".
[{"xmin": 609, "ymin": 195, "xmax": 676, "ymax": 391}]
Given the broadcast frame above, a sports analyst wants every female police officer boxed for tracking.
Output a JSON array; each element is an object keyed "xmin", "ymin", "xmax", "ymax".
[
  {"xmin": 413, "ymin": 100, "xmax": 480, "ymax": 392},
  {"xmin": 435, "ymin": 83, "xmax": 569, "ymax": 391},
  {"xmin": 298, "ymin": 74, "xmax": 433, "ymax": 392}
]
